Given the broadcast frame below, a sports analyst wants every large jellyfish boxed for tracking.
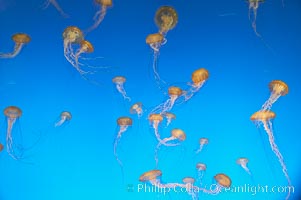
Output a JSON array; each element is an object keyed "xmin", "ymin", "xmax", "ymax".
[
  {"xmin": 196, "ymin": 163, "xmax": 207, "ymax": 185},
  {"xmin": 184, "ymin": 68, "xmax": 209, "ymax": 101},
  {"xmin": 55, "ymin": 111, "xmax": 72, "ymax": 127},
  {"xmin": 42, "ymin": 0, "xmax": 68, "ymax": 18},
  {"xmin": 151, "ymin": 86, "xmax": 183, "ymax": 114},
  {"xmin": 0, "ymin": 33, "xmax": 30, "ymax": 58},
  {"xmin": 148, "ymin": 114, "xmax": 164, "ymax": 141},
  {"xmin": 63, "ymin": 26, "xmax": 84, "ymax": 69},
  {"xmin": 112, "ymin": 76, "xmax": 131, "ymax": 101},
  {"xmin": 164, "ymin": 112, "xmax": 176, "ymax": 127},
  {"xmin": 130, "ymin": 102, "xmax": 143, "ymax": 118},
  {"xmin": 155, "ymin": 6, "xmax": 178, "ymax": 35},
  {"xmin": 86, "ymin": 0, "xmax": 112, "ymax": 33},
  {"xmin": 236, "ymin": 158, "xmax": 251, "ymax": 175},
  {"xmin": 3, "ymin": 106, "xmax": 23, "ymax": 160},
  {"xmin": 195, "ymin": 138, "xmax": 208, "ymax": 154},
  {"xmin": 139, "ymin": 169, "xmax": 230, "ymax": 196},
  {"xmin": 114, "ymin": 117, "xmax": 133, "ymax": 167},
  {"xmin": 251, "ymin": 110, "xmax": 291, "ymax": 200},
  {"xmin": 247, "ymin": 0, "xmax": 264, "ymax": 37},
  {"xmin": 155, "ymin": 128, "xmax": 186, "ymax": 167},
  {"xmin": 260, "ymin": 80, "xmax": 288, "ymax": 111}
]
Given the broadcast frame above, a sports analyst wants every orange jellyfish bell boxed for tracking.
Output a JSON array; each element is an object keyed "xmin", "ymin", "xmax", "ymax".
[
  {"xmin": 139, "ymin": 169, "xmax": 162, "ymax": 182},
  {"xmin": 63, "ymin": 26, "xmax": 84, "ymax": 43},
  {"xmin": 192, "ymin": 68, "xmax": 209, "ymax": 85},
  {"xmin": 214, "ymin": 173, "xmax": 231, "ymax": 188},
  {"xmin": 96, "ymin": 0, "xmax": 113, "ymax": 6},
  {"xmin": 168, "ymin": 86, "xmax": 182, "ymax": 96},
  {"xmin": 80, "ymin": 40, "xmax": 94, "ymax": 53},
  {"xmin": 269, "ymin": 80, "xmax": 289, "ymax": 96},
  {"xmin": 196, "ymin": 163, "xmax": 207, "ymax": 170},
  {"xmin": 117, "ymin": 117, "xmax": 133, "ymax": 126},
  {"xmin": 112, "ymin": 76, "xmax": 126, "ymax": 84},
  {"xmin": 155, "ymin": 6, "xmax": 178, "ymax": 33},
  {"xmin": 4, "ymin": 106, "xmax": 22, "ymax": 118},
  {"xmin": 182, "ymin": 177, "xmax": 195, "ymax": 184},
  {"xmin": 149, "ymin": 114, "xmax": 164, "ymax": 122},
  {"xmin": 0, "ymin": 143, "xmax": 4, "ymax": 152},
  {"xmin": 146, "ymin": 33, "xmax": 164, "ymax": 44},
  {"xmin": 171, "ymin": 128, "xmax": 186, "ymax": 141},
  {"xmin": 250, "ymin": 110, "xmax": 276, "ymax": 121},
  {"xmin": 12, "ymin": 33, "xmax": 31, "ymax": 44}
]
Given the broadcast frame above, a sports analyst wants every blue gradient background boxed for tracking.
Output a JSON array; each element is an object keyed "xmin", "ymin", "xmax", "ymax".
[{"xmin": 0, "ymin": 0, "xmax": 300, "ymax": 199}]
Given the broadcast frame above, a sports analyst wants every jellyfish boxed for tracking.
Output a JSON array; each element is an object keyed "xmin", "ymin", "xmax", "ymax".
[
  {"xmin": 86, "ymin": 0, "xmax": 112, "ymax": 33},
  {"xmin": 3, "ymin": 106, "xmax": 23, "ymax": 160},
  {"xmin": 54, "ymin": 111, "xmax": 72, "ymax": 127},
  {"xmin": 237, "ymin": 158, "xmax": 251, "ymax": 175},
  {"xmin": 130, "ymin": 102, "xmax": 143, "ymax": 118},
  {"xmin": 151, "ymin": 86, "xmax": 183, "ymax": 114},
  {"xmin": 164, "ymin": 112, "xmax": 176, "ymax": 126},
  {"xmin": 195, "ymin": 138, "xmax": 209, "ymax": 154},
  {"xmin": 0, "ymin": 143, "xmax": 4, "ymax": 152},
  {"xmin": 148, "ymin": 114, "xmax": 164, "ymax": 141},
  {"xmin": 113, "ymin": 117, "xmax": 133, "ymax": 167},
  {"xmin": 196, "ymin": 163, "xmax": 207, "ymax": 184},
  {"xmin": 112, "ymin": 76, "xmax": 131, "ymax": 101},
  {"xmin": 184, "ymin": 68, "xmax": 209, "ymax": 101},
  {"xmin": 182, "ymin": 177, "xmax": 199, "ymax": 199},
  {"xmin": 0, "ymin": 33, "xmax": 30, "ymax": 58},
  {"xmin": 139, "ymin": 169, "xmax": 227, "ymax": 196},
  {"xmin": 155, "ymin": 6, "xmax": 178, "ymax": 35},
  {"xmin": 146, "ymin": 33, "xmax": 166, "ymax": 85},
  {"xmin": 260, "ymin": 80, "xmax": 288, "ymax": 111},
  {"xmin": 247, "ymin": 0, "xmax": 264, "ymax": 37},
  {"xmin": 63, "ymin": 26, "xmax": 84, "ymax": 69},
  {"xmin": 213, "ymin": 173, "xmax": 232, "ymax": 192},
  {"xmin": 155, "ymin": 129, "xmax": 186, "ymax": 167},
  {"xmin": 42, "ymin": 0, "xmax": 68, "ymax": 18},
  {"xmin": 251, "ymin": 110, "xmax": 291, "ymax": 200}
]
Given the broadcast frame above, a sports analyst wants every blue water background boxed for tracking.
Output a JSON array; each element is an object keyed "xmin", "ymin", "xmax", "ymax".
[{"xmin": 0, "ymin": 0, "xmax": 300, "ymax": 199}]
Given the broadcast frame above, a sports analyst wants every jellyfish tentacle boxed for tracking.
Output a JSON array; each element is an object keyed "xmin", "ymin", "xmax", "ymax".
[{"xmin": 86, "ymin": 6, "xmax": 107, "ymax": 33}]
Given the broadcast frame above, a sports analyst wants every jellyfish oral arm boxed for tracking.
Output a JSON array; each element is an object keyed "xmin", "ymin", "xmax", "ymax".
[
  {"xmin": 263, "ymin": 121, "xmax": 292, "ymax": 188},
  {"xmin": 195, "ymin": 145, "xmax": 204, "ymax": 154},
  {"xmin": 86, "ymin": 6, "xmax": 107, "ymax": 33},
  {"xmin": 55, "ymin": 116, "xmax": 67, "ymax": 127},
  {"xmin": 152, "ymin": 120, "xmax": 161, "ymax": 141},
  {"xmin": 160, "ymin": 136, "xmax": 180, "ymax": 147},
  {"xmin": 115, "ymin": 83, "xmax": 131, "ymax": 101},
  {"xmin": 0, "ymin": 43, "xmax": 23, "ymax": 58},
  {"xmin": 6, "ymin": 118, "xmax": 18, "ymax": 159},
  {"xmin": 261, "ymin": 93, "xmax": 281, "ymax": 111}
]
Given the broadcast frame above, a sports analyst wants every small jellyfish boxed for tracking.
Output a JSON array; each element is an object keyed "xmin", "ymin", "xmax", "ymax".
[
  {"xmin": 237, "ymin": 158, "xmax": 251, "ymax": 175},
  {"xmin": 114, "ymin": 117, "xmax": 133, "ymax": 167},
  {"xmin": 146, "ymin": 33, "xmax": 166, "ymax": 85},
  {"xmin": 155, "ymin": 129, "xmax": 186, "ymax": 167},
  {"xmin": 0, "ymin": 33, "xmax": 31, "ymax": 58},
  {"xmin": 155, "ymin": 6, "xmax": 178, "ymax": 35},
  {"xmin": 139, "ymin": 169, "xmax": 223, "ymax": 196},
  {"xmin": 251, "ymin": 110, "xmax": 291, "ymax": 200},
  {"xmin": 86, "ymin": 0, "xmax": 113, "ymax": 33},
  {"xmin": 55, "ymin": 111, "xmax": 72, "ymax": 127},
  {"xmin": 151, "ymin": 86, "xmax": 183, "ymax": 114},
  {"xmin": 260, "ymin": 80, "xmax": 288, "ymax": 111},
  {"xmin": 213, "ymin": 173, "xmax": 232, "ymax": 192},
  {"xmin": 182, "ymin": 177, "xmax": 198, "ymax": 199},
  {"xmin": 247, "ymin": 0, "xmax": 264, "ymax": 37},
  {"xmin": 42, "ymin": 0, "xmax": 68, "ymax": 18},
  {"xmin": 196, "ymin": 163, "xmax": 207, "ymax": 184},
  {"xmin": 112, "ymin": 76, "xmax": 131, "ymax": 101},
  {"xmin": 195, "ymin": 138, "xmax": 209, "ymax": 154},
  {"xmin": 3, "ymin": 106, "xmax": 22, "ymax": 160},
  {"xmin": 184, "ymin": 68, "xmax": 209, "ymax": 101},
  {"xmin": 164, "ymin": 112, "xmax": 176, "ymax": 126},
  {"xmin": 63, "ymin": 26, "xmax": 84, "ymax": 69},
  {"xmin": 130, "ymin": 102, "xmax": 143, "ymax": 118},
  {"xmin": 148, "ymin": 114, "xmax": 164, "ymax": 141}
]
